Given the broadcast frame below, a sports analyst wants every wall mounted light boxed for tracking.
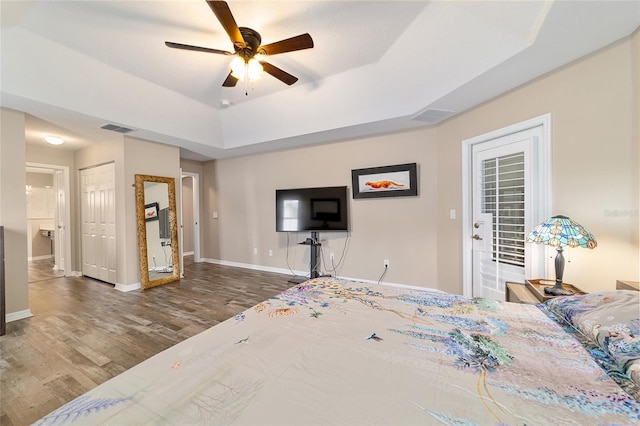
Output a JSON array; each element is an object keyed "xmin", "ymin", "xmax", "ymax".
[{"xmin": 45, "ymin": 136, "xmax": 64, "ymax": 145}]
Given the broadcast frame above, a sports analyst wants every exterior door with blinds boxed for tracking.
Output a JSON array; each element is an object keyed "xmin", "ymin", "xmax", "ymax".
[{"xmin": 471, "ymin": 128, "xmax": 538, "ymax": 300}]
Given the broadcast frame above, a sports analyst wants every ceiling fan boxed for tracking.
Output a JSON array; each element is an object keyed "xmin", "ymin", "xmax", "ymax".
[{"xmin": 165, "ymin": 1, "xmax": 314, "ymax": 88}]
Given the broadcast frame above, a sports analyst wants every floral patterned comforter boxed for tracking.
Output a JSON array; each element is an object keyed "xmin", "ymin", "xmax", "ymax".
[{"xmin": 36, "ymin": 278, "xmax": 639, "ymax": 425}]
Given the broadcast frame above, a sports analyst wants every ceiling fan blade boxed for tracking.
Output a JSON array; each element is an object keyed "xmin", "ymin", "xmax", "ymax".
[
  {"xmin": 260, "ymin": 61, "xmax": 298, "ymax": 86},
  {"xmin": 207, "ymin": 1, "xmax": 245, "ymax": 48},
  {"xmin": 222, "ymin": 72, "xmax": 239, "ymax": 87},
  {"xmin": 165, "ymin": 41, "xmax": 232, "ymax": 55},
  {"xmin": 259, "ymin": 33, "xmax": 314, "ymax": 56}
]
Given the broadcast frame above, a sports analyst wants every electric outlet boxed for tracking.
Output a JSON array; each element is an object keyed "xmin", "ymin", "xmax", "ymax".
[
  {"xmin": 253, "ymin": 248, "xmax": 258, "ymax": 255},
  {"xmin": 384, "ymin": 259, "xmax": 390, "ymax": 268},
  {"xmin": 330, "ymin": 252, "xmax": 335, "ymax": 260},
  {"xmin": 268, "ymin": 249, "xmax": 273, "ymax": 257}
]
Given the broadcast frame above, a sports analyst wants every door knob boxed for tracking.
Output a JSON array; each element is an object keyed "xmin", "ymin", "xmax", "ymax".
[
  {"xmin": 473, "ymin": 222, "xmax": 480, "ymax": 228},
  {"xmin": 472, "ymin": 234, "xmax": 482, "ymax": 240}
]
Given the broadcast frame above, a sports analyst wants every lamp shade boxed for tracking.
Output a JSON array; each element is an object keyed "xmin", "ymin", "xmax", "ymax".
[
  {"xmin": 526, "ymin": 215, "xmax": 597, "ymax": 249},
  {"xmin": 526, "ymin": 215, "xmax": 596, "ymax": 295}
]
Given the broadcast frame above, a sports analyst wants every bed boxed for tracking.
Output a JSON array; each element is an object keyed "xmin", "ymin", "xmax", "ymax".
[{"xmin": 36, "ymin": 277, "xmax": 640, "ymax": 425}]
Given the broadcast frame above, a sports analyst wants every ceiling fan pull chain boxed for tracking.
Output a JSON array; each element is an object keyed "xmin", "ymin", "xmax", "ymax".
[{"xmin": 244, "ymin": 66, "xmax": 249, "ymax": 96}]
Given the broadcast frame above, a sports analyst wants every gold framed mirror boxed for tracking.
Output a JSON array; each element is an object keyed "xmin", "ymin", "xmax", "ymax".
[{"xmin": 135, "ymin": 174, "xmax": 180, "ymax": 289}]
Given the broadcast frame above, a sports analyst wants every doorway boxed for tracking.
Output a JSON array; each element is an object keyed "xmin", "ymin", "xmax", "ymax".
[
  {"xmin": 462, "ymin": 114, "xmax": 551, "ymax": 300},
  {"xmin": 25, "ymin": 163, "xmax": 72, "ymax": 282}
]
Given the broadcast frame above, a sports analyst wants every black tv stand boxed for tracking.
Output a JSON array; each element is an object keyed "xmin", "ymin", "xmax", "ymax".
[{"xmin": 297, "ymin": 231, "xmax": 321, "ymax": 281}]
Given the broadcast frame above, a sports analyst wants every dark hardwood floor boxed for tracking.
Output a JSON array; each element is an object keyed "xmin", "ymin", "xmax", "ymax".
[{"xmin": 0, "ymin": 257, "xmax": 295, "ymax": 426}]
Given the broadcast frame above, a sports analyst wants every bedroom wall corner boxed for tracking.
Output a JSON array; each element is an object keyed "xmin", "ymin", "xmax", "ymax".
[
  {"xmin": 631, "ymin": 28, "xmax": 640, "ymax": 283},
  {"xmin": 201, "ymin": 160, "xmax": 220, "ymax": 261},
  {"xmin": 0, "ymin": 107, "xmax": 29, "ymax": 317}
]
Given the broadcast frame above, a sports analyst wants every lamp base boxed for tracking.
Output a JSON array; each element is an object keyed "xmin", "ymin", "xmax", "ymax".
[
  {"xmin": 526, "ymin": 279, "xmax": 584, "ymax": 302},
  {"xmin": 544, "ymin": 285, "xmax": 574, "ymax": 296}
]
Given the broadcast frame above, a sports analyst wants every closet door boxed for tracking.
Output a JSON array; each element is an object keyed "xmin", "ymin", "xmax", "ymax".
[{"xmin": 81, "ymin": 163, "xmax": 116, "ymax": 283}]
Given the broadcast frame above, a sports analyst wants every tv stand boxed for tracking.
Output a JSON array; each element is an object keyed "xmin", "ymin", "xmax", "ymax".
[{"xmin": 296, "ymin": 231, "xmax": 321, "ymax": 281}]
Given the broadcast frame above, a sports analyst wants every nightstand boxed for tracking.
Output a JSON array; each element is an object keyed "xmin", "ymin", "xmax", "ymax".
[
  {"xmin": 525, "ymin": 279, "xmax": 586, "ymax": 303},
  {"xmin": 616, "ymin": 280, "xmax": 640, "ymax": 291},
  {"xmin": 506, "ymin": 280, "xmax": 586, "ymax": 304},
  {"xmin": 506, "ymin": 282, "xmax": 540, "ymax": 304}
]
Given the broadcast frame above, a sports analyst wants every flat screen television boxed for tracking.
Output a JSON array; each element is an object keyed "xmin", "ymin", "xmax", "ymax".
[
  {"xmin": 276, "ymin": 186, "xmax": 349, "ymax": 232},
  {"xmin": 158, "ymin": 207, "xmax": 171, "ymax": 239}
]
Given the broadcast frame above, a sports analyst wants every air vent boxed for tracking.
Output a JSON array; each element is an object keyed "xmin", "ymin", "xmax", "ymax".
[
  {"xmin": 411, "ymin": 108, "xmax": 455, "ymax": 124},
  {"xmin": 100, "ymin": 123, "xmax": 134, "ymax": 134}
]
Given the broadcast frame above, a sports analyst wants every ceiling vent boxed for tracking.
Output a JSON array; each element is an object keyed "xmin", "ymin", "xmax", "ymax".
[
  {"xmin": 411, "ymin": 108, "xmax": 455, "ymax": 124},
  {"xmin": 100, "ymin": 123, "xmax": 134, "ymax": 134}
]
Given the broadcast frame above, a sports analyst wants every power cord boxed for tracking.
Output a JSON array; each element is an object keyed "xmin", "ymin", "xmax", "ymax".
[
  {"xmin": 377, "ymin": 264, "xmax": 388, "ymax": 285},
  {"xmin": 320, "ymin": 232, "xmax": 351, "ymax": 278},
  {"xmin": 286, "ymin": 232, "xmax": 308, "ymax": 281}
]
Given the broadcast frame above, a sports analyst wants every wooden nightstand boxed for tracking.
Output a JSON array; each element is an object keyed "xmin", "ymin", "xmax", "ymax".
[
  {"xmin": 506, "ymin": 280, "xmax": 586, "ymax": 304},
  {"xmin": 525, "ymin": 279, "xmax": 586, "ymax": 303},
  {"xmin": 506, "ymin": 282, "xmax": 540, "ymax": 304},
  {"xmin": 617, "ymin": 280, "xmax": 640, "ymax": 291}
]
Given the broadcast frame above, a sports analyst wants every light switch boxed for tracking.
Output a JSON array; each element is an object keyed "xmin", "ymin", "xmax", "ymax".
[
  {"xmin": 213, "ymin": 211, "xmax": 218, "ymax": 219},
  {"xmin": 450, "ymin": 209, "xmax": 456, "ymax": 220}
]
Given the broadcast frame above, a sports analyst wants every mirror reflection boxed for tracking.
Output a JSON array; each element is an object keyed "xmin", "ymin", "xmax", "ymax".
[{"xmin": 135, "ymin": 174, "xmax": 180, "ymax": 289}]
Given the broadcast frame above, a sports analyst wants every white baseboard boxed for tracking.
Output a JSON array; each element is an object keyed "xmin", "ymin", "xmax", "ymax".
[
  {"xmin": 69, "ymin": 271, "xmax": 83, "ymax": 277},
  {"xmin": 115, "ymin": 282, "xmax": 141, "ymax": 292},
  {"xmin": 198, "ymin": 258, "xmax": 417, "ymax": 290},
  {"xmin": 183, "ymin": 251, "xmax": 194, "ymax": 256},
  {"xmin": 6, "ymin": 309, "xmax": 33, "ymax": 323},
  {"xmin": 28, "ymin": 255, "xmax": 54, "ymax": 261},
  {"xmin": 200, "ymin": 258, "xmax": 306, "ymax": 277}
]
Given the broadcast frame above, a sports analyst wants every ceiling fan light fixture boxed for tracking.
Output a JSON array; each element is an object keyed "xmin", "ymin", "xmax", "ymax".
[
  {"xmin": 247, "ymin": 58, "xmax": 263, "ymax": 81},
  {"xmin": 230, "ymin": 57, "xmax": 263, "ymax": 82},
  {"xmin": 230, "ymin": 56, "xmax": 245, "ymax": 79},
  {"xmin": 166, "ymin": 2, "xmax": 313, "ymax": 88}
]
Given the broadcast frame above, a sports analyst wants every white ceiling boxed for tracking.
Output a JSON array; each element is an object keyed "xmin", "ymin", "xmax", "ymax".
[{"xmin": 2, "ymin": 1, "xmax": 639, "ymax": 161}]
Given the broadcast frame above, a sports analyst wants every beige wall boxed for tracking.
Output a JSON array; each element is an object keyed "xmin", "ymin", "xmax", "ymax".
[
  {"xmin": 202, "ymin": 161, "xmax": 220, "ymax": 261},
  {"xmin": 181, "ymin": 177, "xmax": 194, "ymax": 253},
  {"xmin": 205, "ymin": 33, "xmax": 638, "ymax": 294},
  {"xmin": 436, "ymin": 34, "xmax": 639, "ymax": 294},
  {"xmin": 124, "ymin": 137, "xmax": 180, "ymax": 285},
  {"xmin": 209, "ymin": 128, "xmax": 440, "ymax": 287},
  {"xmin": 1, "ymin": 108, "xmax": 29, "ymax": 316},
  {"xmin": 180, "ymin": 159, "xmax": 205, "ymax": 257}
]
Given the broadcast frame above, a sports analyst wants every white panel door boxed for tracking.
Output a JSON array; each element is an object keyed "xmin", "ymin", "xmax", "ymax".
[{"xmin": 81, "ymin": 163, "xmax": 116, "ymax": 283}]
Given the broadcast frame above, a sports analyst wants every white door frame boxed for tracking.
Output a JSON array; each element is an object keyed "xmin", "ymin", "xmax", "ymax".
[
  {"xmin": 179, "ymin": 171, "xmax": 201, "ymax": 268},
  {"xmin": 26, "ymin": 162, "xmax": 72, "ymax": 276},
  {"xmin": 461, "ymin": 114, "xmax": 552, "ymax": 298}
]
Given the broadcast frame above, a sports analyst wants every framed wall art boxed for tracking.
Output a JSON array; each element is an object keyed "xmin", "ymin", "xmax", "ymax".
[
  {"xmin": 351, "ymin": 163, "xmax": 418, "ymax": 199},
  {"xmin": 144, "ymin": 202, "xmax": 159, "ymax": 221}
]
